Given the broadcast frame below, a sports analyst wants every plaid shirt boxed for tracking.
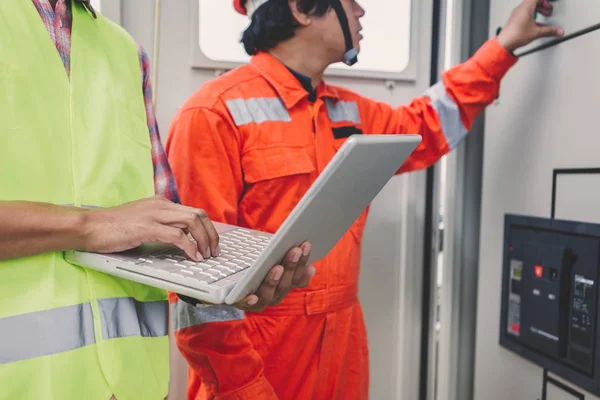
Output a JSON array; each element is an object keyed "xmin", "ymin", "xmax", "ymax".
[{"xmin": 32, "ymin": 0, "xmax": 179, "ymax": 203}]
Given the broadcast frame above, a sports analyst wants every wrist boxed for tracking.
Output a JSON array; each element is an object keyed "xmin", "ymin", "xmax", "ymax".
[
  {"xmin": 72, "ymin": 208, "xmax": 95, "ymax": 251},
  {"xmin": 496, "ymin": 32, "xmax": 518, "ymax": 54}
]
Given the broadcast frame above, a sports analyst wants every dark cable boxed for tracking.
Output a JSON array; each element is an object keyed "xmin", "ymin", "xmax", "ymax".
[{"xmin": 515, "ymin": 22, "xmax": 600, "ymax": 57}]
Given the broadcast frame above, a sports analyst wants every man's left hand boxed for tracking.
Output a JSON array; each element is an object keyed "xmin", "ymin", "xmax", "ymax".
[
  {"xmin": 234, "ymin": 242, "xmax": 315, "ymax": 312},
  {"xmin": 498, "ymin": 0, "xmax": 564, "ymax": 53}
]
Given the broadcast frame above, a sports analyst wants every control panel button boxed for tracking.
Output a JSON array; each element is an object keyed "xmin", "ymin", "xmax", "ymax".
[{"xmin": 534, "ymin": 265, "xmax": 544, "ymax": 278}]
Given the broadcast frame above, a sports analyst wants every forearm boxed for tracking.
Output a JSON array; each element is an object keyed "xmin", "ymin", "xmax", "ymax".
[
  {"xmin": 439, "ymin": 38, "xmax": 517, "ymax": 124},
  {"xmin": 369, "ymin": 39, "xmax": 517, "ymax": 174},
  {"xmin": 0, "ymin": 201, "xmax": 86, "ymax": 261}
]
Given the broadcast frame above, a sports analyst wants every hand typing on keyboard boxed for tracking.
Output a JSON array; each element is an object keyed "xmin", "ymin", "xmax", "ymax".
[
  {"xmin": 80, "ymin": 195, "xmax": 219, "ymax": 261},
  {"xmin": 130, "ymin": 224, "xmax": 315, "ymax": 312}
]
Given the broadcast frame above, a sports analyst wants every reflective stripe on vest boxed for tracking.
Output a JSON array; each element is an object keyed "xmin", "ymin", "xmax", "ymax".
[
  {"xmin": 425, "ymin": 81, "xmax": 468, "ymax": 149},
  {"xmin": 98, "ymin": 298, "xmax": 168, "ymax": 339},
  {"xmin": 0, "ymin": 299, "xmax": 167, "ymax": 365},
  {"xmin": 226, "ymin": 98, "xmax": 291, "ymax": 126},
  {"xmin": 0, "ymin": 303, "xmax": 95, "ymax": 365},
  {"xmin": 325, "ymin": 99, "xmax": 361, "ymax": 124},
  {"xmin": 170, "ymin": 300, "xmax": 243, "ymax": 331}
]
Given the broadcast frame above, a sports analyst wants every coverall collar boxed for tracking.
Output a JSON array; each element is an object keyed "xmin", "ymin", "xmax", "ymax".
[
  {"xmin": 250, "ymin": 52, "xmax": 340, "ymax": 109},
  {"xmin": 286, "ymin": 67, "xmax": 316, "ymax": 103}
]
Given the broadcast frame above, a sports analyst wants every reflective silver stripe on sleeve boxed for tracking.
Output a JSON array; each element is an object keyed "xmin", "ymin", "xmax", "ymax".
[
  {"xmin": 98, "ymin": 298, "xmax": 168, "ymax": 339},
  {"xmin": 170, "ymin": 301, "xmax": 244, "ymax": 331},
  {"xmin": 0, "ymin": 303, "xmax": 95, "ymax": 365},
  {"xmin": 424, "ymin": 81, "xmax": 468, "ymax": 149},
  {"xmin": 226, "ymin": 98, "xmax": 291, "ymax": 126},
  {"xmin": 325, "ymin": 99, "xmax": 361, "ymax": 124}
]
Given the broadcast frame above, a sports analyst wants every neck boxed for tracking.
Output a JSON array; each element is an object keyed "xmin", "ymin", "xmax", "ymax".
[{"xmin": 268, "ymin": 41, "xmax": 331, "ymax": 89}]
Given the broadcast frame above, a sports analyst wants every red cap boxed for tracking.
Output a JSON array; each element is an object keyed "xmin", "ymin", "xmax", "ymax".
[
  {"xmin": 234, "ymin": 0, "xmax": 247, "ymax": 15},
  {"xmin": 234, "ymin": 0, "xmax": 271, "ymax": 17}
]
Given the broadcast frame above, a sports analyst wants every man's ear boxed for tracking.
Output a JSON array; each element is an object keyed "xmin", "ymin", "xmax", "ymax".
[{"xmin": 288, "ymin": 0, "xmax": 312, "ymax": 26}]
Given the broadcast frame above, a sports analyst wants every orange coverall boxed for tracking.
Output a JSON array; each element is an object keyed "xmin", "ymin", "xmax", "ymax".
[{"xmin": 166, "ymin": 38, "xmax": 517, "ymax": 400}]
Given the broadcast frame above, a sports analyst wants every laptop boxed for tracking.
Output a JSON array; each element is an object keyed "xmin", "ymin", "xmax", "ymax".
[{"xmin": 65, "ymin": 134, "xmax": 422, "ymax": 305}]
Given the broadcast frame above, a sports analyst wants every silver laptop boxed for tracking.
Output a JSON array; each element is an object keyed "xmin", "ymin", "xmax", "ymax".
[{"xmin": 65, "ymin": 134, "xmax": 422, "ymax": 305}]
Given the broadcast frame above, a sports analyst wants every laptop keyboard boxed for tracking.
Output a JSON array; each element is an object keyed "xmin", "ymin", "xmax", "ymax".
[{"xmin": 132, "ymin": 229, "xmax": 271, "ymax": 286}]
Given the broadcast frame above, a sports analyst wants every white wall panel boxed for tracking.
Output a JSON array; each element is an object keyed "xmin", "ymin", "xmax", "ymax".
[{"xmin": 474, "ymin": 0, "xmax": 600, "ymax": 398}]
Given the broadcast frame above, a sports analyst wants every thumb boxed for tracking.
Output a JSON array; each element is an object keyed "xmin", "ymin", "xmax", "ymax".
[{"xmin": 534, "ymin": 24, "xmax": 564, "ymax": 39}]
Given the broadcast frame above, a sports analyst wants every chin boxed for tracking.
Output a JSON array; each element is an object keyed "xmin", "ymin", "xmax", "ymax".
[{"xmin": 353, "ymin": 38, "xmax": 362, "ymax": 53}]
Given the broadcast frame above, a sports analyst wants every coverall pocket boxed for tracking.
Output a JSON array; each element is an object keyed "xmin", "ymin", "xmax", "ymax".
[
  {"xmin": 240, "ymin": 145, "xmax": 316, "ymax": 228},
  {"xmin": 241, "ymin": 145, "xmax": 315, "ymax": 184}
]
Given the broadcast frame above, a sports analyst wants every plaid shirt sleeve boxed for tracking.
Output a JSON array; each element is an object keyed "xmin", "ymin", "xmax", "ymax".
[{"xmin": 137, "ymin": 45, "xmax": 180, "ymax": 203}]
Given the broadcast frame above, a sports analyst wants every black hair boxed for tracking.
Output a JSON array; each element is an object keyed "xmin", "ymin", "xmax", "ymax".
[{"xmin": 241, "ymin": 0, "xmax": 333, "ymax": 55}]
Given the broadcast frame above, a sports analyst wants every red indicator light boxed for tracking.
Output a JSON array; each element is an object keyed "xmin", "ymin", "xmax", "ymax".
[{"xmin": 534, "ymin": 265, "xmax": 544, "ymax": 278}]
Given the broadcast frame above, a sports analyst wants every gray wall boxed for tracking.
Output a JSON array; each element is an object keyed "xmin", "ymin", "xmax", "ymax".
[
  {"xmin": 474, "ymin": 1, "xmax": 600, "ymax": 399},
  {"xmin": 112, "ymin": 1, "xmax": 435, "ymax": 399}
]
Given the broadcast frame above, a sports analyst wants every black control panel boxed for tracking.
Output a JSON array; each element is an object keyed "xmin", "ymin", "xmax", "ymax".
[{"xmin": 500, "ymin": 214, "xmax": 600, "ymax": 396}]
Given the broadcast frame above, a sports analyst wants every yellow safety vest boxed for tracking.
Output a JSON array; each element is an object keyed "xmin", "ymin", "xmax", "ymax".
[{"xmin": 0, "ymin": 2, "xmax": 169, "ymax": 399}]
